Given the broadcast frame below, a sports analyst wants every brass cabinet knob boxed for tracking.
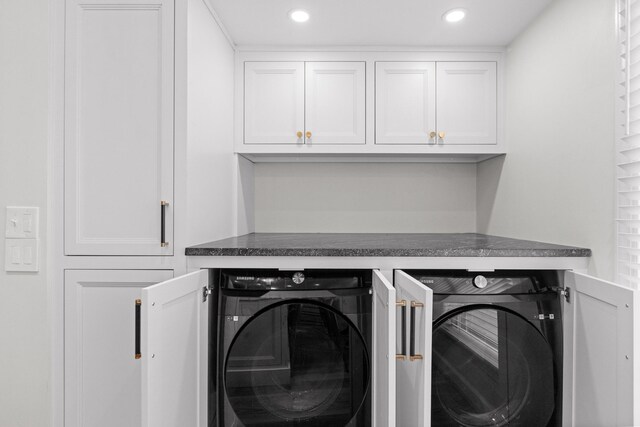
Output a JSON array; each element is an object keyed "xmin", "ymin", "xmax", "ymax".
[
  {"xmin": 429, "ymin": 131, "xmax": 436, "ymax": 139},
  {"xmin": 306, "ymin": 131, "xmax": 312, "ymax": 139},
  {"xmin": 296, "ymin": 131, "xmax": 303, "ymax": 138},
  {"xmin": 438, "ymin": 131, "xmax": 446, "ymax": 139}
]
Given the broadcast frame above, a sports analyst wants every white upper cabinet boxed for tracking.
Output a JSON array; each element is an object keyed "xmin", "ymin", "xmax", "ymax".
[
  {"xmin": 237, "ymin": 53, "xmax": 503, "ymax": 161},
  {"xmin": 244, "ymin": 62, "xmax": 304, "ymax": 144},
  {"xmin": 436, "ymin": 62, "xmax": 497, "ymax": 145},
  {"xmin": 376, "ymin": 61, "xmax": 497, "ymax": 145},
  {"xmin": 64, "ymin": 0, "xmax": 174, "ymax": 255},
  {"xmin": 375, "ymin": 62, "xmax": 436, "ymax": 145},
  {"xmin": 305, "ymin": 62, "xmax": 366, "ymax": 144},
  {"xmin": 244, "ymin": 61, "xmax": 366, "ymax": 145}
]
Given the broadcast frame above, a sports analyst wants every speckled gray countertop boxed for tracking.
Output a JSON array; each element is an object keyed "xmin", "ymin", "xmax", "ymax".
[{"xmin": 185, "ymin": 233, "xmax": 592, "ymax": 257}]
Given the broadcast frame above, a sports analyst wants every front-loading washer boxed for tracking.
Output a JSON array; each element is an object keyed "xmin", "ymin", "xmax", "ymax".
[
  {"xmin": 404, "ymin": 270, "xmax": 563, "ymax": 427},
  {"xmin": 211, "ymin": 269, "xmax": 372, "ymax": 427}
]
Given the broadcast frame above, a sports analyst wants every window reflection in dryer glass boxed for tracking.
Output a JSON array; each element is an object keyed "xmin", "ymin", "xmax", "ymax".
[
  {"xmin": 432, "ymin": 308, "xmax": 555, "ymax": 427},
  {"xmin": 225, "ymin": 302, "xmax": 369, "ymax": 426}
]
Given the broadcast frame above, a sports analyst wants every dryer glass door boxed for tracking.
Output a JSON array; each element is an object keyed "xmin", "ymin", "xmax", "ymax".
[
  {"xmin": 432, "ymin": 307, "xmax": 555, "ymax": 427},
  {"xmin": 224, "ymin": 301, "xmax": 370, "ymax": 426}
]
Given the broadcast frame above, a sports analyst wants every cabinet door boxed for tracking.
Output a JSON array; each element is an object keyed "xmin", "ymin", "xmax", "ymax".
[
  {"xmin": 64, "ymin": 0, "xmax": 174, "ymax": 255},
  {"xmin": 141, "ymin": 270, "xmax": 209, "ymax": 427},
  {"xmin": 372, "ymin": 270, "xmax": 396, "ymax": 427},
  {"xmin": 375, "ymin": 62, "xmax": 436, "ymax": 145},
  {"xmin": 305, "ymin": 62, "xmax": 366, "ymax": 144},
  {"xmin": 394, "ymin": 270, "xmax": 433, "ymax": 427},
  {"xmin": 244, "ymin": 62, "xmax": 304, "ymax": 144},
  {"xmin": 436, "ymin": 62, "xmax": 497, "ymax": 145},
  {"xmin": 563, "ymin": 271, "xmax": 639, "ymax": 426},
  {"xmin": 65, "ymin": 269, "xmax": 173, "ymax": 427}
]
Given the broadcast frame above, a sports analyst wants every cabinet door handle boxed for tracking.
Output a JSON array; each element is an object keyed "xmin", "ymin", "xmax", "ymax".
[
  {"xmin": 438, "ymin": 131, "xmax": 446, "ymax": 140},
  {"xmin": 396, "ymin": 300, "xmax": 407, "ymax": 360},
  {"xmin": 305, "ymin": 131, "xmax": 312, "ymax": 139},
  {"xmin": 296, "ymin": 131, "xmax": 303, "ymax": 139},
  {"xmin": 410, "ymin": 300, "xmax": 424, "ymax": 361},
  {"xmin": 135, "ymin": 299, "xmax": 141, "ymax": 359},
  {"xmin": 429, "ymin": 131, "xmax": 436, "ymax": 140},
  {"xmin": 160, "ymin": 201, "xmax": 169, "ymax": 247}
]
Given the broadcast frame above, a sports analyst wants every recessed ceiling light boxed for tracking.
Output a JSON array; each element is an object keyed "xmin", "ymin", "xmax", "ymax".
[
  {"xmin": 443, "ymin": 8, "xmax": 466, "ymax": 23},
  {"xmin": 289, "ymin": 9, "xmax": 310, "ymax": 23}
]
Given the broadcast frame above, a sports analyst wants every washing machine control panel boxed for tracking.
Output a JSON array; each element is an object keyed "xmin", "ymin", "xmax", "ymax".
[
  {"xmin": 221, "ymin": 270, "xmax": 370, "ymax": 290},
  {"xmin": 411, "ymin": 271, "xmax": 550, "ymax": 294}
]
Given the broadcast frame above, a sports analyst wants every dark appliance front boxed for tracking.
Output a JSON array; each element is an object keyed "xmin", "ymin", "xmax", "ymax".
[
  {"xmin": 209, "ymin": 269, "xmax": 372, "ymax": 427},
  {"xmin": 405, "ymin": 270, "xmax": 564, "ymax": 427}
]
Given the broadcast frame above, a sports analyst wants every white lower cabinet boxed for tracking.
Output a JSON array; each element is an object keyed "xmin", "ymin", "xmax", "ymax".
[
  {"xmin": 135, "ymin": 268, "xmax": 638, "ymax": 427},
  {"xmin": 139, "ymin": 270, "xmax": 395, "ymax": 427},
  {"xmin": 372, "ymin": 271, "xmax": 397, "ymax": 427},
  {"xmin": 64, "ymin": 269, "xmax": 173, "ymax": 427},
  {"xmin": 394, "ymin": 271, "xmax": 433, "ymax": 427},
  {"xmin": 561, "ymin": 272, "xmax": 639, "ymax": 426},
  {"xmin": 395, "ymin": 270, "xmax": 639, "ymax": 427}
]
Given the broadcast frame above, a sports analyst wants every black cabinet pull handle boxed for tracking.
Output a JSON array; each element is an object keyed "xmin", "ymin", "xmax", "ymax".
[
  {"xmin": 410, "ymin": 301, "xmax": 424, "ymax": 361},
  {"xmin": 160, "ymin": 201, "xmax": 169, "ymax": 247},
  {"xmin": 396, "ymin": 300, "xmax": 407, "ymax": 360},
  {"xmin": 135, "ymin": 299, "xmax": 141, "ymax": 359}
]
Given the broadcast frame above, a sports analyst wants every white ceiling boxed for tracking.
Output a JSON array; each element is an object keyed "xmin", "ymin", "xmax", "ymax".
[{"xmin": 207, "ymin": 0, "xmax": 554, "ymax": 47}]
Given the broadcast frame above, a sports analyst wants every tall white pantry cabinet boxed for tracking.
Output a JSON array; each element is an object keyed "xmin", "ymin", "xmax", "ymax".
[
  {"xmin": 56, "ymin": 2, "xmax": 640, "ymax": 427},
  {"xmin": 64, "ymin": 0, "xmax": 175, "ymax": 256},
  {"xmin": 58, "ymin": 0, "xmax": 236, "ymax": 425},
  {"xmin": 62, "ymin": 0, "xmax": 179, "ymax": 425}
]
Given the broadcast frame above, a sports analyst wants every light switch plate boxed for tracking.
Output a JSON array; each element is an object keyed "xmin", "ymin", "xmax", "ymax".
[
  {"xmin": 5, "ymin": 207, "xmax": 39, "ymax": 238},
  {"xmin": 4, "ymin": 238, "xmax": 39, "ymax": 272}
]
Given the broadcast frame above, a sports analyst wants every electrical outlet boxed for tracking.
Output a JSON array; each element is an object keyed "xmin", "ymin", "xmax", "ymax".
[
  {"xmin": 5, "ymin": 207, "xmax": 39, "ymax": 238},
  {"xmin": 4, "ymin": 238, "xmax": 39, "ymax": 272}
]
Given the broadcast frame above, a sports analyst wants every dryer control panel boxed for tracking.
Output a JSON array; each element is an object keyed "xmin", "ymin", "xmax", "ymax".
[
  {"xmin": 220, "ymin": 269, "xmax": 372, "ymax": 291},
  {"xmin": 406, "ymin": 270, "xmax": 562, "ymax": 295}
]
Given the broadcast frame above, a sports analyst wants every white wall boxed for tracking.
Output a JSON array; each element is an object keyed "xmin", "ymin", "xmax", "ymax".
[
  {"xmin": 254, "ymin": 163, "xmax": 477, "ymax": 233},
  {"xmin": 477, "ymin": 0, "xmax": 617, "ymax": 280},
  {"xmin": 186, "ymin": 0, "xmax": 237, "ymax": 245},
  {"xmin": 0, "ymin": 0, "xmax": 50, "ymax": 426}
]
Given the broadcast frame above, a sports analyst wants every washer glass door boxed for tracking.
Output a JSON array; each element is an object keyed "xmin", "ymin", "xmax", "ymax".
[
  {"xmin": 432, "ymin": 307, "xmax": 555, "ymax": 427},
  {"xmin": 224, "ymin": 301, "xmax": 369, "ymax": 426}
]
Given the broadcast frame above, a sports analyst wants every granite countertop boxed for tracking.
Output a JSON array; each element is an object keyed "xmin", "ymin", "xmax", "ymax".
[{"xmin": 185, "ymin": 233, "xmax": 592, "ymax": 257}]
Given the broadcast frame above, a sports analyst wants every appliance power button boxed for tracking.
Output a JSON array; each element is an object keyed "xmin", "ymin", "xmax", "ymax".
[
  {"xmin": 473, "ymin": 275, "xmax": 488, "ymax": 289},
  {"xmin": 292, "ymin": 272, "xmax": 305, "ymax": 285}
]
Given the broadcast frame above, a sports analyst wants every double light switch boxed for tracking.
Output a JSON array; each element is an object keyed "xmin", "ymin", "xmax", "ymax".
[{"xmin": 5, "ymin": 207, "xmax": 39, "ymax": 272}]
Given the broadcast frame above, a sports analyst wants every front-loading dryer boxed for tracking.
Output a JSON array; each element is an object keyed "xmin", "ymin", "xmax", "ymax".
[
  {"xmin": 404, "ymin": 270, "xmax": 563, "ymax": 427},
  {"xmin": 212, "ymin": 269, "xmax": 372, "ymax": 427}
]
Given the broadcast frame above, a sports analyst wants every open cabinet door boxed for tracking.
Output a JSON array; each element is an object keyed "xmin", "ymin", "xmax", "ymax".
[
  {"xmin": 563, "ymin": 271, "xmax": 639, "ymax": 427},
  {"xmin": 140, "ymin": 270, "xmax": 209, "ymax": 427},
  {"xmin": 394, "ymin": 271, "xmax": 433, "ymax": 427},
  {"xmin": 372, "ymin": 270, "xmax": 396, "ymax": 427}
]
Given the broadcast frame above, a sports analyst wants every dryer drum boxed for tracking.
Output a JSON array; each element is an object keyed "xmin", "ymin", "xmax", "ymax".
[
  {"xmin": 224, "ymin": 301, "xmax": 370, "ymax": 426},
  {"xmin": 431, "ymin": 307, "xmax": 555, "ymax": 427}
]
